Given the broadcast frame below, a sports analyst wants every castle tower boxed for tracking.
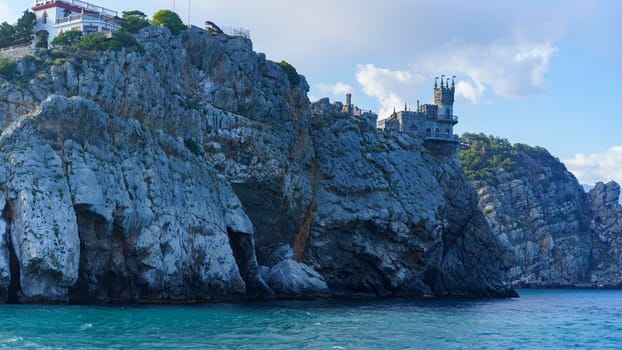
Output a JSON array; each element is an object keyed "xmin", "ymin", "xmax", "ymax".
[
  {"xmin": 434, "ymin": 75, "xmax": 455, "ymax": 118},
  {"xmin": 344, "ymin": 93, "xmax": 352, "ymax": 114}
]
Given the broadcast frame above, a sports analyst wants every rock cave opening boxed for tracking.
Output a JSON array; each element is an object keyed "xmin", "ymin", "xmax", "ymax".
[
  {"xmin": 226, "ymin": 228, "xmax": 273, "ymax": 298},
  {"xmin": 69, "ymin": 205, "xmax": 129, "ymax": 303}
]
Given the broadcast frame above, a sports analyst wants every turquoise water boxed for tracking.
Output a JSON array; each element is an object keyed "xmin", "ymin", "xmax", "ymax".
[{"xmin": 0, "ymin": 289, "xmax": 621, "ymax": 349}]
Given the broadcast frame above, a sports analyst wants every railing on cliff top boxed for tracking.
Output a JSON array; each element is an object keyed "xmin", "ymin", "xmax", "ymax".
[
  {"xmin": 222, "ymin": 27, "xmax": 251, "ymax": 39},
  {"xmin": 423, "ymin": 133, "xmax": 460, "ymax": 143},
  {"xmin": 35, "ymin": 0, "xmax": 117, "ymax": 18}
]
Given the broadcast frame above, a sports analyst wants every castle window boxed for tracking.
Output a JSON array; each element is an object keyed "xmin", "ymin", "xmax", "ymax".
[
  {"xmin": 446, "ymin": 129, "xmax": 450, "ymax": 134},
  {"xmin": 410, "ymin": 125, "xmax": 417, "ymax": 132},
  {"xmin": 426, "ymin": 128, "xmax": 431, "ymax": 134},
  {"xmin": 446, "ymin": 108, "xmax": 449, "ymax": 116},
  {"xmin": 435, "ymin": 128, "xmax": 439, "ymax": 134}
]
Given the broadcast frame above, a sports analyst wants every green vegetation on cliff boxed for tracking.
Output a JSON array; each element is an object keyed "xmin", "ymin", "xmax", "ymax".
[
  {"xmin": 0, "ymin": 11, "xmax": 36, "ymax": 49},
  {"xmin": 120, "ymin": 10, "xmax": 150, "ymax": 34},
  {"xmin": 277, "ymin": 61, "xmax": 300, "ymax": 86},
  {"xmin": 459, "ymin": 133, "xmax": 563, "ymax": 183},
  {"xmin": 152, "ymin": 10, "xmax": 186, "ymax": 35},
  {"xmin": 459, "ymin": 133, "xmax": 518, "ymax": 182}
]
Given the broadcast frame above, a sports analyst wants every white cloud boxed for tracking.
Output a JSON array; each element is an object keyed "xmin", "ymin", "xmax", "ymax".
[
  {"xmin": 563, "ymin": 146, "xmax": 622, "ymax": 186},
  {"xmin": 416, "ymin": 39, "xmax": 558, "ymax": 100},
  {"xmin": 355, "ymin": 64, "xmax": 426, "ymax": 118},
  {"xmin": 315, "ymin": 82, "xmax": 353, "ymax": 99},
  {"xmin": 455, "ymin": 79, "xmax": 486, "ymax": 104},
  {"xmin": 353, "ymin": 38, "xmax": 557, "ymax": 115}
]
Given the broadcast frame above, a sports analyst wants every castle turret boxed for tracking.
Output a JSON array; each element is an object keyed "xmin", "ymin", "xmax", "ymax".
[
  {"xmin": 343, "ymin": 93, "xmax": 352, "ymax": 114},
  {"xmin": 434, "ymin": 74, "xmax": 455, "ymax": 118}
]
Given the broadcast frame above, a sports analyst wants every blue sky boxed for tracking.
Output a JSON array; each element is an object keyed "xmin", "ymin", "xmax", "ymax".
[{"xmin": 2, "ymin": 0, "xmax": 621, "ymax": 186}]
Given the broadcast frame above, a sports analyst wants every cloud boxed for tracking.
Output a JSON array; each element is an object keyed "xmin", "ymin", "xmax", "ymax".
[
  {"xmin": 315, "ymin": 82, "xmax": 353, "ymax": 99},
  {"xmin": 455, "ymin": 79, "xmax": 486, "ymax": 104},
  {"xmin": 416, "ymin": 39, "xmax": 558, "ymax": 99},
  {"xmin": 563, "ymin": 146, "xmax": 622, "ymax": 186},
  {"xmin": 352, "ymin": 37, "xmax": 557, "ymax": 116},
  {"xmin": 355, "ymin": 64, "xmax": 426, "ymax": 117}
]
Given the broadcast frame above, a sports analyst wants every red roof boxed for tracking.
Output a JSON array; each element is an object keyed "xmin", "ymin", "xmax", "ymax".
[{"xmin": 32, "ymin": 1, "xmax": 98, "ymax": 15}]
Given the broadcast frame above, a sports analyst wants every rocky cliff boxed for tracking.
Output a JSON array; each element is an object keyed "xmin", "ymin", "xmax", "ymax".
[
  {"xmin": 0, "ymin": 26, "xmax": 516, "ymax": 303},
  {"xmin": 460, "ymin": 133, "xmax": 622, "ymax": 288}
]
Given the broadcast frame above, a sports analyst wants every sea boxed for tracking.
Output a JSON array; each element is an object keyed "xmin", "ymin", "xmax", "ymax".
[{"xmin": 0, "ymin": 289, "xmax": 620, "ymax": 349}]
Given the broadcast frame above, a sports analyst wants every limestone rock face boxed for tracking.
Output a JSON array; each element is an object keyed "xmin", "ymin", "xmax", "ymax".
[
  {"xmin": 588, "ymin": 181, "xmax": 622, "ymax": 287},
  {"xmin": 0, "ymin": 25, "xmax": 517, "ymax": 302},
  {"xmin": 461, "ymin": 135, "xmax": 622, "ymax": 288},
  {"xmin": 304, "ymin": 100, "xmax": 516, "ymax": 297},
  {"xmin": 0, "ymin": 96, "xmax": 268, "ymax": 302}
]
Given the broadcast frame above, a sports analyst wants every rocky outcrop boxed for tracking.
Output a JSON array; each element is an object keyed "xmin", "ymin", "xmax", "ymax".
[
  {"xmin": 260, "ymin": 244, "xmax": 329, "ymax": 299},
  {"xmin": 460, "ymin": 134, "xmax": 622, "ymax": 288},
  {"xmin": 303, "ymin": 101, "xmax": 516, "ymax": 297},
  {"xmin": 0, "ymin": 25, "xmax": 517, "ymax": 302},
  {"xmin": 0, "ymin": 95, "xmax": 273, "ymax": 302},
  {"xmin": 588, "ymin": 182, "xmax": 622, "ymax": 287}
]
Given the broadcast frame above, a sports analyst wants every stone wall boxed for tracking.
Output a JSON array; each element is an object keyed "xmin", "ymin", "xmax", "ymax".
[{"xmin": 0, "ymin": 45, "xmax": 36, "ymax": 60}]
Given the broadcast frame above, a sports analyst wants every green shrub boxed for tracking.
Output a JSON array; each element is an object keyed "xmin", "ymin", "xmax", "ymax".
[
  {"xmin": 152, "ymin": 10, "xmax": 186, "ymax": 35},
  {"xmin": 277, "ymin": 60, "xmax": 300, "ymax": 86},
  {"xmin": 184, "ymin": 139, "xmax": 202, "ymax": 155},
  {"xmin": 76, "ymin": 32, "xmax": 108, "ymax": 50},
  {"xmin": 51, "ymin": 30, "xmax": 83, "ymax": 48},
  {"xmin": 0, "ymin": 58, "xmax": 18, "ymax": 80},
  {"xmin": 76, "ymin": 30, "xmax": 144, "ymax": 54},
  {"xmin": 121, "ymin": 10, "xmax": 150, "ymax": 34},
  {"xmin": 35, "ymin": 31, "xmax": 48, "ymax": 48}
]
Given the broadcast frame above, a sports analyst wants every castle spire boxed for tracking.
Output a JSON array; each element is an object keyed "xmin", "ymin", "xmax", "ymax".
[
  {"xmin": 405, "ymin": 101, "xmax": 408, "ymax": 112},
  {"xmin": 441, "ymin": 75, "xmax": 445, "ymax": 88},
  {"xmin": 434, "ymin": 77, "xmax": 438, "ymax": 89},
  {"xmin": 452, "ymin": 75, "xmax": 456, "ymax": 89}
]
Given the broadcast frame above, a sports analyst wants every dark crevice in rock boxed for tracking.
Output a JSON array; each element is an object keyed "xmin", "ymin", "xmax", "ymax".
[
  {"xmin": 293, "ymin": 158, "xmax": 319, "ymax": 262},
  {"xmin": 231, "ymin": 182, "xmax": 298, "ymax": 264},
  {"xmin": 4, "ymin": 204, "xmax": 20, "ymax": 304},
  {"xmin": 226, "ymin": 229, "xmax": 274, "ymax": 299},
  {"xmin": 69, "ymin": 206, "xmax": 128, "ymax": 303}
]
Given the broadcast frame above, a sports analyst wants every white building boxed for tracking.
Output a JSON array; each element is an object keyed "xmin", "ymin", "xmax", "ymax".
[{"xmin": 32, "ymin": 0, "xmax": 120, "ymax": 43}]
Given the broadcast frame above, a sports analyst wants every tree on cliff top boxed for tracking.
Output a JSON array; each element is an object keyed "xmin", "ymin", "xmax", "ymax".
[
  {"xmin": 459, "ymin": 133, "xmax": 519, "ymax": 183},
  {"xmin": 152, "ymin": 10, "xmax": 186, "ymax": 35},
  {"xmin": 121, "ymin": 10, "xmax": 150, "ymax": 34},
  {"xmin": 0, "ymin": 11, "xmax": 36, "ymax": 49}
]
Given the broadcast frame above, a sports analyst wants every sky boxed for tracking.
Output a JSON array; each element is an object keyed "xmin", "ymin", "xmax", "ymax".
[{"xmin": 1, "ymin": 0, "xmax": 621, "ymax": 187}]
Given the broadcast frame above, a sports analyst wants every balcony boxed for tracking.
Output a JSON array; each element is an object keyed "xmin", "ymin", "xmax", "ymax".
[
  {"xmin": 55, "ymin": 13, "xmax": 115, "ymax": 25},
  {"xmin": 437, "ymin": 114, "xmax": 459, "ymax": 123},
  {"xmin": 423, "ymin": 133, "xmax": 460, "ymax": 143}
]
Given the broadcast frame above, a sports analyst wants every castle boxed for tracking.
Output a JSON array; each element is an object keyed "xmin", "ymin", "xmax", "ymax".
[
  {"xmin": 32, "ymin": 0, "xmax": 120, "ymax": 43},
  {"xmin": 377, "ymin": 75, "xmax": 459, "ymax": 143}
]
